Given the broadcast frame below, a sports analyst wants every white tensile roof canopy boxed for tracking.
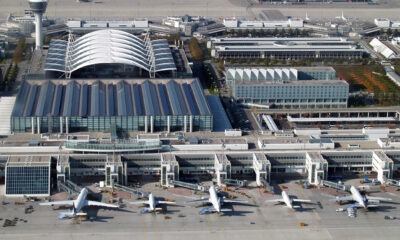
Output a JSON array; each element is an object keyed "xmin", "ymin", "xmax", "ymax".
[{"xmin": 45, "ymin": 29, "xmax": 176, "ymax": 78}]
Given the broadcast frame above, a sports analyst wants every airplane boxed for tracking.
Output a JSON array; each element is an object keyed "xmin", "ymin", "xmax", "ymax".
[
  {"xmin": 129, "ymin": 192, "xmax": 176, "ymax": 214},
  {"xmin": 185, "ymin": 186, "xmax": 248, "ymax": 215},
  {"xmin": 335, "ymin": 11, "xmax": 347, "ymax": 22},
  {"xmin": 305, "ymin": 13, "xmax": 310, "ymax": 22},
  {"xmin": 265, "ymin": 190, "xmax": 312, "ymax": 209},
  {"xmin": 39, "ymin": 188, "xmax": 119, "ymax": 219},
  {"xmin": 334, "ymin": 185, "xmax": 392, "ymax": 209}
]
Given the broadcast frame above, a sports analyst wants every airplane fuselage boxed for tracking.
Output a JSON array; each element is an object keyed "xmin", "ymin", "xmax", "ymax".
[
  {"xmin": 209, "ymin": 186, "xmax": 221, "ymax": 212},
  {"xmin": 350, "ymin": 186, "xmax": 367, "ymax": 208},
  {"xmin": 74, "ymin": 188, "xmax": 88, "ymax": 213},
  {"xmin": 148, "ymin": 193, "xmax": 156, "ymax": 211},
  {"xmin": 282, "ymin": 191, "xmax": 293, "ymax": 208}
]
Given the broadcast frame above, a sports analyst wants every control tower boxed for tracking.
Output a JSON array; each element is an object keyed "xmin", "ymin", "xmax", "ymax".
[{"xmin": 28, "ymin": 0, "xmax": 48, "ymax": 50}]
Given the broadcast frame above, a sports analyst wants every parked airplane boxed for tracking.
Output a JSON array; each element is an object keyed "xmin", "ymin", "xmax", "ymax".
[
  {"xmin": 266, "ymin": 191, "xmax": 312, "ymax": 209},
  {"xmin": 305, "ymin": 13, "xmax": 310, "ymax": 21},
  {"xmin": 130, "ymin": 193, "xmax": 176, "ymax": 214},
  {"xmin": 335, "ymin": 185, "xmax": 392, "ymax": 209},
  {"xmin": 40, "ymin": 188, "xmax": 119, "ymax": 219},
  {"xmin": 335, "ymin": 11, "xmax": 347, "ymax": 21},
  {"xmin": 185, "ymin": 186, "xmax": 248, "ymax": 214}
]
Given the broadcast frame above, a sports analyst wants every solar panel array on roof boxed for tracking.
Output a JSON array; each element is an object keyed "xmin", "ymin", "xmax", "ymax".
[
  {"xmin": 182, "ymin": 83, "xmax": 199, "ymax": 115},
  {"xmin": 157, "ymin": 84, "xmax": 172, "ymax": 116},
  {"xmin": 12, "ymin": 79, "xmax": 211, "ymax": 118}
]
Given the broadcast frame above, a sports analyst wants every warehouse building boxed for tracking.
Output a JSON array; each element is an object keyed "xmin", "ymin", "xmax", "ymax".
[
  {"xmin": 208, "ymin": 37, "xmax": 364, "ymax": 60},
  {"xmin": 226, "ymin": 67, "xmax": 348, "ymax": 109},
  {"xmin": 11, "ymin": 78, "xmax": 212, "ymax": 134}
]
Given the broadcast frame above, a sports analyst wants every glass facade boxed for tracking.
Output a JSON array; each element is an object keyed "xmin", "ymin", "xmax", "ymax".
[
  {"xmin": 6, "ymin": 166, "xmax": 49, "ymax": 195},
  {"xmin": 234, "ymin": 82, "xmax": 348, "ymax": 108},
  {"xmin": 11, "ymin": 115, "xmax": 213, "ymax": 133}
]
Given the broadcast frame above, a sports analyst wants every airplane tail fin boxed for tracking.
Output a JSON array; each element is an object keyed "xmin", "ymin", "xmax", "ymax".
[
  {"xmin": 220, "ymin": 208, "xmax": 232, "ymax": 212},
  {"xmin": 140, "ymin": 208, "xmax": 152, "ymax": 214},
  {"xmin": 199, "ymin": 207, "xmax": 232, "ymax": 215},
  {"xmin": 58, "ymin": 212, "xmax": 69, "ymax": 219},
  {"xmin": 155, "ymin": 208, "xmax": 163, "ymax": 212},
  {"xmin": 199, "ymin": 207, "xmax": 216, "ymax": 215},
  {"xmin": 58, "ymin": 210, "xmax": 86, "ymax": 219},
  {"xmin": 58, "ymin": 209, "xmax": 74, "ymax": 219}
]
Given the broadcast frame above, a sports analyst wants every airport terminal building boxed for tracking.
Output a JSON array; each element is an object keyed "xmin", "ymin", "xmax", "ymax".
[
  {"xmin": 226, "ymin": 67, "xmax": 349, "ymax": 108},
  {"xmin": 2, "ymin": 149, "xmax": 397, "ymax": 196},
  {"xmin": 208, "ymin": 37, "xmax": 364, "ymax": 60},
  {"xmin": 45, "ymin": 29, "xmax": 177, "ymax": 78},
  {"xmin": 11, "ymin": 78, "xmax": 213, "ymax": 134}
]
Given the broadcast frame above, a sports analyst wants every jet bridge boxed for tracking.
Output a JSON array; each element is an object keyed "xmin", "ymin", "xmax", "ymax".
[
  {"xmin": 57, "ymin": 180, "xmax": 80, "ymax": 195},
  {"xmin": 113, "ymin": 183, "xmax": 147, "ymax": 198},
  {"xmin": 169, "ymin": 180, "xmax": 209, "ymax": 192},
  {"xmin": 253, "ymin": 153, "xmax": 271, "ymax": 186},
  {"xmin": 160, "ymin": 154, "xmax": 179, "ymax": 187},
  {"xmin": 214, "ymin": 154, "xmax": 231, "ymax": 186},
  {"xmin": 305, "ymin": 152, "xmax": 328, "ymax": 185},
  {"xmin": 65, "ymin": 180, "xmax": 82, "ymax": 193},
  {"xmin": 106, "ymin": 157, "xmax": 123, "ymax": 187},
  {"xmin": 371, "ymin": 151, "xmax": 393, "ymax": 183}
]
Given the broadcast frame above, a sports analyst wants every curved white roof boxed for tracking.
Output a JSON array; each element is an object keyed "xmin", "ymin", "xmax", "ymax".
[{"xmin": 45, "ymin": 30, "xmax": 176, "ymax": 76}]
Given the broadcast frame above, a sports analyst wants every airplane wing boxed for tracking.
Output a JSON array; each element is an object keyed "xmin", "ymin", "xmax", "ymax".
[
  {"xmin": 292, "ymin": 199, "xmax": 312, "ymax": 203},
  {"xmin": 265, "ymin": 198, "xmax": 284, "ymax": 203},
  {"xmin": 199, "ymin": 207, "xmax": 231, "ymax": 215},
  {"xmin": 129, "ymin": 201, "xmax": 148, "ymax": 205},
  {"xmin": 185, "ymin": 198, "xmax": 209, "ymax": 204},
  {"xmin": 157, "ymin": 201, "xmax": 176, "ymax": 205},
  {"xmin": 335, "ymin": 196, "xmax": 353, "ymax": 202},
  {"xmin": 39, "ymin": 200, "xmax": 74, "ymax": 206},
  {"xmin": 366, "ymin": 196, "xmax": 392, "ymax": 201},
  {"xmin": 222, "ymin": 198, "xmax": 248, "ymax": 204},
  {"xmin": 86, "ymin": 200, "xmax": 119, "ymax": 208}
]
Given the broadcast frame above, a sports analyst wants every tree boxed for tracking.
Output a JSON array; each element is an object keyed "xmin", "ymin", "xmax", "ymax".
[
  {"xmin": 188, "ymin": 37, "xmax": 204, "ymax": 61},
  {"xmin": 12, "ymin": 38, "xmax": 26, "ymax": 63}
]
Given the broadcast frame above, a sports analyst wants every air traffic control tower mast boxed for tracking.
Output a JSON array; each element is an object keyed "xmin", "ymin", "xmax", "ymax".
[{"xmin": 28, "ymin": 0, "xmax": 47, "ymax": 50}]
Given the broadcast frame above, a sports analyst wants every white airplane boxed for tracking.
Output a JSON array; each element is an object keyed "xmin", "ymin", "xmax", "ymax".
[
  {"xmin": 335, "ymin": 11, "xmax": 347, "ymax": 21},
  {"xmin": 266, "ymin": 191, "xmax": 312, "ymax": 209},
  {"xmin": 130, "ymin": 192, "xmax": 176, "ymax": 214},
  {"xmin": 305, "ymin": 13, "xmax": 310, "ymax": 21},
  {"xmin": 335, "ymin": 185, "xmax": 392, "ymax": 209},
  {"xmin": 185, "ymin": 186, "xmax": 248, "ymax": 215},
  {"xmin": 40, "ymin": 188, "xmax": 119, "ymax": 219}
]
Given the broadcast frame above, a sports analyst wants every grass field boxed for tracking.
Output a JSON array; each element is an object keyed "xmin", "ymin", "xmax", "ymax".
[{"xmin": 334, "ymin": 65, "xmax": 400, "ymax": 106}]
